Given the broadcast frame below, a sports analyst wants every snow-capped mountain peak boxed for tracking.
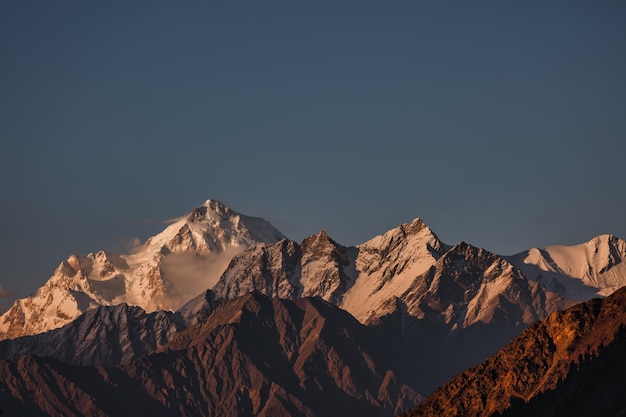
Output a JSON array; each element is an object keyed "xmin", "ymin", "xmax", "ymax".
[
  {"xmin": 508, "ymin": 234, "xmax": 626, "ymax": 300},
  {"xmin": 337, "ymin": 218, "xmax": 448, "ymax": 323},
  {"xmin": 142, "ymin": 199, "xmax": 285, "ymax": 254},
  {"xmin": 0, "ymin": 199, "xmax": 285, "ymax": 340},
  {"xmin": 353, "ymin": 217, "xmax": 445, "ymax": 278}
]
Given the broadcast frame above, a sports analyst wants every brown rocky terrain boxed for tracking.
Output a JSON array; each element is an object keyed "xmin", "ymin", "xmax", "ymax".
[
  {"xmin": 401, "ymin": 285, "xmax": 626, "ymax": 417},
  {"xmin": 495, "ymin": 325, "xmax": 626, "ymax": 417}
]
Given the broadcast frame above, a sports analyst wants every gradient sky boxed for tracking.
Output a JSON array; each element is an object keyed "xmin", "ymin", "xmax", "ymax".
[{"xmin": 1, "ymin": 1, "xmax": 625, "ymax": 306}]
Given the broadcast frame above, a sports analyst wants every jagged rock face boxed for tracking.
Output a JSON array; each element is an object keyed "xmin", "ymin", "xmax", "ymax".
[
  {"xmin": 0, "ymin": 199, "xmax": 285, "ymax": 340},
  {"xmin": 299, "ymin": 230, "xmax": 356, "ymax": 303},
  {"xmin": 401, "ymin": 286, "xmax": 626, "ymax": 417},
  {"xmin": 0, "ymin": 304, "xmax": 185, "ymax": 366},
  {"xmin": 213, "ymin": 219, "xmax": 447, "ymax": 325},
  {"xmin": 213, "ymin": 239, "xmax": 304, "ymax": 301},
  {"xmin": 0, "ymin": 293, "xmax": 421, "ymax": 417},
  {"xmin": 356, "ymin": 219, "xmax": 445, "ymax": 279},
  {"xmin": 213, "ymin": 231, "xmax": 357, "ymax": 305},
  {"xmin": 395, "ymin": 243, "xmax": 575, "ymax": 329}
]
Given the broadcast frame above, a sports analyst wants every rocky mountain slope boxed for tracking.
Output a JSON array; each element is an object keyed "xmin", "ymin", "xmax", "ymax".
[
  {"xmin": 401, "ymin": 285, "xmax": 626, "ymax": 417},
  {"xmin": 212, "ymin": 230, "xmax": 359, "ymax": 305},
  {"xmin": 0, "ymin": 303, "xmax": 185, "ymax": 366},
  {"xmin": 495, "ymin": 326, "xmax": 626, "ymax": 417},
  {"xmin": 0, "ymin": 199, "xmax": 285, "ymax": 340},
  {"xmin": 0, "ymin": 293, "xmax": 420, "ymax": 417}
]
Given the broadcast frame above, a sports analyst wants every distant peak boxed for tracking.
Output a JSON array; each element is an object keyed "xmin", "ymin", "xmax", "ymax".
[
  {"xmin": 202, "ymin": 199, "xmax": 235, "ymax": 215},
  {"xmin": 395, "ymin": 218, "xmax": 435, "ymax": 239},
  {"xmin": 187, "ymin": 199, "xmax": 237, "ymax": 223},
  {"xmin": 588, "ymin": 234, "xmax": 620, "ymax": 245},
  {"xmin": 202, "ymin": 199, "xmax": 228, "ymax": 210},
  {"xmin": 301, "ymin": 230, "xmax": 340, "ymax": 249},
  {"xmin": 447, "ymin": 241, "xmax": 488, "ymax": 256},
  {"xmin": 398, "ymin": 218, "xmax": 426, "ymax": 233},
  {"xmin": 409, "ymin": 217, "xmax": 425, "ymax": 227},
  {"xmin": 309, "ymin": 230, "xmax": 331, "ymax": 241}
]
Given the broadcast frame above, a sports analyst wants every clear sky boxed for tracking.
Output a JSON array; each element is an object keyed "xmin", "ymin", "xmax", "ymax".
[{"xmin": 1, "ymin": 1, "xmax": 625, "ymax": 307}]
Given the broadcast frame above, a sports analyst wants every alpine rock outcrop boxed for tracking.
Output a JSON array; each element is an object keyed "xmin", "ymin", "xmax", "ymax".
[{"xmin": 0, "ymin": 200, "xmax": 285, "ymax": 340}]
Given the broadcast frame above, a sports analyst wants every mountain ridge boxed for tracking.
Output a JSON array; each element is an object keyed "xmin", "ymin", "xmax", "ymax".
[
  {"xmin": 5, "ymin": 199, "xmax": 625, "ymax": 342},
  {"xmin": 0, "ymin": 293, "xmax": 421, "ymax": 417}
]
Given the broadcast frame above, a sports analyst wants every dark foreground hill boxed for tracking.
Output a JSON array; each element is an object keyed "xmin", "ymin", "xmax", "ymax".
[{"xmin": 0, "ymin": 293, "xmax": 419, "ymax": 417}]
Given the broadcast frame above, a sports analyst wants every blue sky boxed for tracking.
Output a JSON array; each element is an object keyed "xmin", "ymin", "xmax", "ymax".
[{"xmin": 1, "ymin": 1, "xmax": 625, "ymax": 302}]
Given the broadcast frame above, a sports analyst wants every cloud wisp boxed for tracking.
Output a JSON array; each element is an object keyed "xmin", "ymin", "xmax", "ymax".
[
  {"xmin": 0, "ymin": 285, "xmax": 16, "ymax": 299},
  {"xmin": 159, "ymin": 247, "xmax": 244, "ymax": 310},
  {"xmin": 0, "ymin": 284, "xmax": 17, "ymax": 314}
]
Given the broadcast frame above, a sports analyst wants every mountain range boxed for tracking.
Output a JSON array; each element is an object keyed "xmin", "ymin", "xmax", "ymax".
[{"xmin": 1, "ymin": 199, "xmax": 625, "ymax": 416}]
